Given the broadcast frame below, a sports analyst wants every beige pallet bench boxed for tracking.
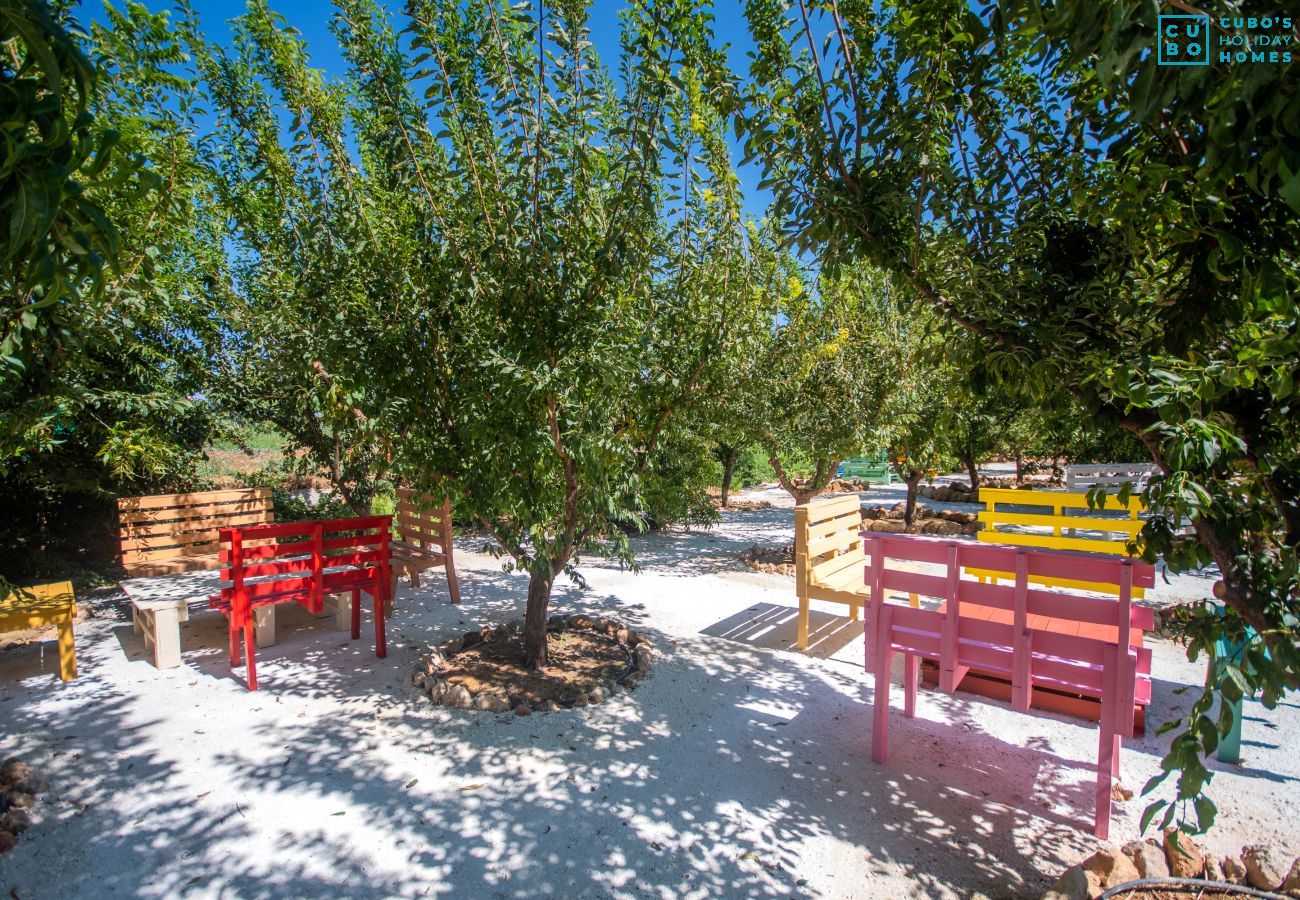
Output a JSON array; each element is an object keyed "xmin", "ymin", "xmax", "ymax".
[
  {"xmin": 794, "ymin": 495, "xmax": 916, "ymax": 650},
  {"xmin": 119, "ymin": 488, "xmax": 350, "ymax": 668},
  {"xmin": 389, "ymin": 488, "xmax": 460, "ymax": 613}
]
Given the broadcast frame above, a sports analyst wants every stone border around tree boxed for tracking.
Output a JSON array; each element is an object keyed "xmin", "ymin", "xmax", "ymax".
[{"xmin": 411, "ymin": 614, "xmax": 655, "ymax": 716}]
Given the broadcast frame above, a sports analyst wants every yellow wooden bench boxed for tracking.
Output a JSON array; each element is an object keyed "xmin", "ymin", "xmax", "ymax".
[
  {"xmin": 0, "ymin": 581, "xmax": 77, "ymax": 681},
  {"xmin": 971, "ymin": 488, "xmax": 1147, "ymax": 597},
  {"xmin": 795, "ymin": 496, "xmax": 916, "ymax": 650}
]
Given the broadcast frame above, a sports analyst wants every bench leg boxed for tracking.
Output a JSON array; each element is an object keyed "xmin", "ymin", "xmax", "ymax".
[
  {"xmin": 351, "ymin": 588, "xmax": 362, "ymax": 640},
  {"xmin": 329, "ymin": 593, "xmax": 351, "ymax": 631},
  {"xmin": 872, "ymin": 612, "xmax": 893, "ymax": 764},
  {"xmin": 148, "ymin": 606, "xmax": 183, "ymax": 669},
  {"xmin": 244, "ymin": 621, "xmax": 258, "ymax": 691},
  {"xmin": 132, "ymin": 605, "xmax": 142, "ymax": 635},
  {"xmin": 903, "ymin": 653, "xmax": 918, "ymax": 718},
  {"xmin": 56, "ymin": 619, "xmax": 77, "ymax": 681},
  {"xmin": 1218, "ymin": 694, "xmax": 1243, "ymax": 763},
  {"xmin": 445, "ymin": 557, "xmax": 461, "ymax": 605},
  {"xmin": 373, "ymin": 588, "xmax": 387, "ymax": 659},
  {"xmin": 849, "ymin": 601, "xmax": 860, "ymax": 623},
  {"xmin": 253, "ymin": 606, "xmax": 275, "ymax": 648},
  {"xmin": 797, "ymin": 591, "xmax": 810, "ymax": 651},
  {"xmin": 229, "ymin": 617, "xmax": 241, "ymax": 667},
  {"xmin": 1094, "ymin": 657, "xmax": 1119, "ymax": 839}
]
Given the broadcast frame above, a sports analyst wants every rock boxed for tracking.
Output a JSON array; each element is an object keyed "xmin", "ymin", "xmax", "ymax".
[
  {"xmin": 440, "ymin": 637, "xmax": 462, "ymax": 655},
  {"xmin": 1222, "ymin": 854, "xmax": 1248, "ymax": 884},
  {"xmin": 537, "ymin": 700, "xmax": 558, "ymax": 712},
  {"xmin": 572, "ymin": 694, "xmax": 589, "ymax": 708},
  {"xmin": 868, "ymin": 519, "xmax": 907, "ymax": 534},
  {"xmin": 1163, "ymin": 828, "xmax": 1205, "ymax": 878},
  {"xmin": 0, "ymin": 761, "xmax": 30, "ymax": 787},
  {"xmin": 0, "ymin": 809, "xmax": 31, "ymax": 836},
  {"xmin": 625, "ymin": 630, "xmax": 644, "ymax": 647},
  {"xmin": 1122, "ymin": 839, "xmax": 1169, "ymax": 879},
  {"xmin": 0, "ymin": 831, "xmax": 15, "ymax": 855},
  {"xmin": 9, "ymin": 776, "xmax": 45, "ymax": 796},
  {"xmin": 428, "ymin": 678, "xmax": 447, "ymax": 703},
  {"xmin": 1042, "ymin": 865, "xmax": 1089, "ymax": 900},
  {"xmin": 606, "ymin": 680, "xmax": 623, "ymax": 695},
  {"xmin": 589, "ymin": 686, "xmax": 609, "ymax": 703},
  {"xmin": 547, "ymin": 615, "xmax": 568, "ymax": 631},
  {"xmin": 568, "ymin": 614, "xmax": 594, "ymax": 630},
  {"xmin": 446, "ymin": 685, "xmax": 473, "ymax": 709},
  {"xmin": 461, "ymin": 629, "xmax": 483, "ymax": 648},
  {"xmin": 615, "ymin": 629, "xmax": 630, "ymax": 645},
  {"xmin": 1081, "ymin": 847, "xmax": 1141, "ymax": 894},
  {"xmin": 590, "ymin": 617, "xmax": 612, "ymax": 633},
  {"xmin": 634, "ymin": 646, "xmax": 653, "ymax": 673},
  {"xmin": 475, "ymin": 695, "xmax": 511, "ymax": 713},
  {"xmin": 621, "ymin": 671, "xmax": 644, "ymax": 688},
  {"xmin": 1281, "ymin": 857, "xmax": 1300, "ymax": 894},
  {"xmin": 513, "ymin": 703, "xmax": 532, "ymax": 716},
  {"xmin": 1243, "ymin": 844, "xmax": 1288, "ymax": 890},
  {"xmin": 928, "ymin": 520, "xmax": 962, "ymax": 536},
  {"xmin": 1204, "ymin": 856, "xmax": 1225, "ymax": 882},
  {"xmin": 5, "ymin": 793, "xmax": 33, "ymax": 810}
]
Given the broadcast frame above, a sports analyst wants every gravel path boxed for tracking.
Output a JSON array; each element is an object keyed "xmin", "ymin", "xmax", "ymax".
[{"xmin": 0, "ymin": 473, "xmax": 1294, "ymax": 899}]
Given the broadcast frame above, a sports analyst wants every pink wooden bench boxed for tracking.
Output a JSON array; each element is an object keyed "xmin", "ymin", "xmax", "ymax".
[{"xmin": 861, "ymin": 532, "xmax": 1156, "ymax": 839}]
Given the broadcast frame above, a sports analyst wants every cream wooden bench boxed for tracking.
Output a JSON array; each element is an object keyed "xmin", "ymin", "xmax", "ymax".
[
  {"xmin": 118, "ymin": 489, "xmax": 277, "ymax": 668},
  {"xmin": 389, "ymin": 488, "xmax": 460, "ymax": 613},
  {"xmin": 794, "ymin": 496, "xmax": 915, "ymax": 650}
]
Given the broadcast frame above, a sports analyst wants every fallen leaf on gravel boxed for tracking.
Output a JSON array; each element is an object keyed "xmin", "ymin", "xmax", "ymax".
[
  {"xmin": 459, "ymin": 784, "xmax": 485, "ymax": 792},
  {"xmin": 196, "ymin": 791, "xmax": 211, "ymax": 799},
  {"xmin": 331, "ymin": 811, "xmax": 346, "ymax": 816},
  {"xmin": 405, "ymin": 779, "xmax": 418, "ymax": 789}
]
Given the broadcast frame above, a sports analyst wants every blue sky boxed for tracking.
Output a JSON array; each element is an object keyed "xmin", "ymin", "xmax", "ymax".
[{"xmin": 82, "ymin": 0, "xmax": 772, "ymax": 221}]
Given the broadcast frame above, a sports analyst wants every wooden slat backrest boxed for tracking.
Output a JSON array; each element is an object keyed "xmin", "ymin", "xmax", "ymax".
[
  {"xmin": 864, "ymin": 532, "xmax": 1153, "ymax": 703},
  {"xmin": 118, "ymin": 488, "xmax": 273, "ymax": 567},
  {"xmin": 977, "ymin": 488, "xmax": 1144, "ymax": 553},
  {"xmin": 795, "ymin": 495, "xmax": 864, "ymax": 593},
  {"xmin": 394, "ymin": 487, "xmax": 451, "ymax": 552},
  {"xmin": 218, "ymin": 516, "xmax": 392, "ymax": 614}
]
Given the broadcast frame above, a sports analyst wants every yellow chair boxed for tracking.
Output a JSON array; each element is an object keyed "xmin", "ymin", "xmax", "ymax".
[{"xmin": 0, "ymin": 581, "xmax": 78, "ymax": 681}]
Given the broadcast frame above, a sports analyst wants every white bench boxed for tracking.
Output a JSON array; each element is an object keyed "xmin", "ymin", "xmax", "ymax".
[
  {"xmin": 1065, "ymin": 463, "xmax": 1156, "ymax": 492},
  {"xmin": 122, "ymin": 572, "xmax": 354, "ymax": 669}
]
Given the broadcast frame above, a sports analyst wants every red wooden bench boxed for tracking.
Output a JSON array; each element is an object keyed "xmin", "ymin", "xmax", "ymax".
[
  {"xmin": 861, "ymin": 532, "xmax": 1156, "ymax": 839},
  {"xmin": 213, "ymin": 516, "xmax": 392, "ymax": 690}
]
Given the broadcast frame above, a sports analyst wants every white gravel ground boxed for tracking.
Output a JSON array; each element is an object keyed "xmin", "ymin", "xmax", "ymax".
[{"xmin": 1, "ymin": 471, "xmax": 1296, "ymax": 899}]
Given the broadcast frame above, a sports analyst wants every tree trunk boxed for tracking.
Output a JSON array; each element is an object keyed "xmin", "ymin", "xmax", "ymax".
[
  {"xmin": 965, "ymin": 455, "xmax": 980, "ymax": 491},
  {"xmin": 523, "ymin": 568, "xmax": 552, "ymax": 670},
  {"xmin": 904, "ymin": 470, "xmax": 922, "ymax": 527},
  {"xmin": 1014, "ymin": 451, "xmax": 1023, "ymax": 485},
  {"xmin": 720, "ymin": 445, "xmax": 738, "ymax": 507}
]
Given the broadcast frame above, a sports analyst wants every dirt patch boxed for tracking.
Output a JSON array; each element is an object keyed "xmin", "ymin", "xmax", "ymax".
[
  {"xmin": 414, "ymin": 615, "xmax": 655, "ymax": 713},
  {"xmin": 441, "ymin": 630, "xmax": 629, "ymax": 707},
  {"xmin": 716, "ymin": 499, "xmax": 775, "ymax": 511}
]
